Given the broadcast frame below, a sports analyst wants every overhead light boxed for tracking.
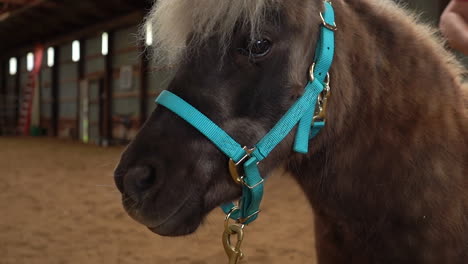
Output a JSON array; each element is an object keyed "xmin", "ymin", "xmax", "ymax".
[
  {"xmin": 47, "ymin": 47, "xmax": 55, "ymax": 67},
  {"xmin": 145, "ymin": 23, "xmax": 153, "ymax": 46},
  {"xmin": 9, "ymin": 57, "xmax": 17, "ymax": 75},
  {"xmin": 27, "ymin": 52, "xmax": 34, "ymax": 72},
  {"xmin": 72, "ymin": 40, "xmax": 80, "ymax": 62},
  {"xmin": 102, "ymin": 32, "xmax": 109, "ymax": 56}
]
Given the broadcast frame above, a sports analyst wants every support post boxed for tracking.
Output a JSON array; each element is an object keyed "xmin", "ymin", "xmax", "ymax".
[
  {"xmin": 14, "ymin": 57, "xmax": 21, "ymax": 133},
  {"xmin": 103, "ymin": 31, "xmax": 114, "ymax": 145},
  {"xmin": 77, "ymin": 38, "xmax": 86, "ymax": 141},
  {"xmin": 51, "ymin": 46, "xmax": 60, "ymax": 137},
  {"xmin": 0, "ymin": 60, "xmax": 6, "ymax": 135}
]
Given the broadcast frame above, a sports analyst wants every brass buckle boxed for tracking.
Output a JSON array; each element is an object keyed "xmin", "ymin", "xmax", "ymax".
[
  {"xmin": 228, "ymin": 147, "xmax": 255, "ymax": 185},
  {"xmin": 313, "ymin": 73, "xmax": 331, "ymax": 122},
  {"xmin": 320, "ymin": 12, "xmax": 337, "ymax": 31}
]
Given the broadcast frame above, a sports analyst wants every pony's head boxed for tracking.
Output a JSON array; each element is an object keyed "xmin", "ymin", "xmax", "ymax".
[{"xmin": 114, "ymin": 0, "xmax": 327, "ymax": 236}]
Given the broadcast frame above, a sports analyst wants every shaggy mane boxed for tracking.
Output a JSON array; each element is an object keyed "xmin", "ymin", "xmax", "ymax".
[{"xmin": 144, "ymin": 0, "xmax": 279, "ymax": 66}]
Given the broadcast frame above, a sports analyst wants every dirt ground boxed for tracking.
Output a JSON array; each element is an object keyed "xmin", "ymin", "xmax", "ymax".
[{"xmin": 0, "ymin": 137, "xmax": 317, "ymax": 264}]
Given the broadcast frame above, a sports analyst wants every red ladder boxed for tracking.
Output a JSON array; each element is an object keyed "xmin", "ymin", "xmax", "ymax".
[{"xmin": 17, "ymin": 45, "xmax": 44, "ymax": 136}]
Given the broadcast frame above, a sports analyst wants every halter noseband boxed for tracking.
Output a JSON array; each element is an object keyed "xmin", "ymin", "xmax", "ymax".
[{"xmin": 155, "ymin": 1, "xmax": 336, "ymax": 225}]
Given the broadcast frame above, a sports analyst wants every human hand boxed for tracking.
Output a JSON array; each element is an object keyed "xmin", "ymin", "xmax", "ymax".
[{"xmin": 440, "ymin": 0, "xmax": 468, "ymax": 55}]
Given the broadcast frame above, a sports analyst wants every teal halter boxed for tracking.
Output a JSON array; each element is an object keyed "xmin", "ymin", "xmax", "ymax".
[{"xmin": 155, "ymin": 2, "xmax": 336, "ymax": 225}]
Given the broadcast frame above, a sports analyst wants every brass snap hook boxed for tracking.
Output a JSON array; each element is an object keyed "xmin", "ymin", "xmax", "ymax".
[{"xmin": 222, "ymin": 224, "xmax": 245, "ymax": 264}]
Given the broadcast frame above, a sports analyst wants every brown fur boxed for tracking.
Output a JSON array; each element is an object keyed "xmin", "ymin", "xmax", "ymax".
[
  {"xmin": 285, "ymin": 0, "xmax": 468, "ymax": 263},
  {"xmin": 116, "ymin": 0, "xmax": 468, "ymax": 263}
]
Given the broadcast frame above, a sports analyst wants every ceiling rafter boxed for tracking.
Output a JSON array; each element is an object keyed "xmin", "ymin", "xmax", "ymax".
[{"xmin": 0, "ymin": 0, "xmax": 147, "ymax": 57}]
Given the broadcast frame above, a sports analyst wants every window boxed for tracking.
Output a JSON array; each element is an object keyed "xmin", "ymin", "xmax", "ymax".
[
  {"xmin": 9, "ymin": 57, "xmax": 17, "ymax": 75},
  {"xmin": 72, "ymin": 40, "xmax": 80, "ymax": 62},
  {"xmin": 102, "ymin": 32, "xmax": 109, "ymax": 56},
  {"xmin": 47, "ymin": 47, "xmax": 55, "ymax": 67},
  {"xmin": 27, "ymin": 52, "xmax": 34, "ymax": 72},
  {"xmin": 145, "ymin": 23, "xmax": 153, "ymax": 46}
]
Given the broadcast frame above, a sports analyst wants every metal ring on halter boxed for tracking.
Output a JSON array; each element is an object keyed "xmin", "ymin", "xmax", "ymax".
[
  {"xmin": 224, "ymin": 207, "xmax": 242, "ymax": 230},
  {"xmin": 320, "ymin": 12, "xmax": 337, "ymax": 31}
]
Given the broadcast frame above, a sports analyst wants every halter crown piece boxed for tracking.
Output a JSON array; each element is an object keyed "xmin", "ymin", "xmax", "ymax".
[{"xmin": 156, "ymin": 2, "xmax": 335, "ymax": 261}]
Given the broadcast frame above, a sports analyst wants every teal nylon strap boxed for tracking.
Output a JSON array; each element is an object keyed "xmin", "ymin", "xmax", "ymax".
[
  {"xmin": 155, "ymin": 1, "xmax": 335, "ymax": 225},
  {"xmin": 294, "ymin": 1, "xmax": 336, "ymax": 154},
  {"xmin": 155, "ymin": 91, "xmax": 247, "ymax": 163},
  {"xmin": 251, "ymin": 80, "xmax": 325, "ymax": 160}
]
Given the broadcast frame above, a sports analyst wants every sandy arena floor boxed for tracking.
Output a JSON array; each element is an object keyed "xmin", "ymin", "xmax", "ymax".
[{"xmin": 0, "ymin": 137, "xmax": 317, "ymax": 264}]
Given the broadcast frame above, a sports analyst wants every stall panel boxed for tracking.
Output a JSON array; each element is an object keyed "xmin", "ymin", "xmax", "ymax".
[
  {"xmin": 85, "ymin": 35, "xmax": 105, "ymax": 76},
  {"xmin": 58, "ymin": 43, "xmax": 78, "ymax": 139},
  {"xmin": 111, "ymin": 25, "xmax": 142, "ymax": 143},
  {"xmin": 1, "ymin": 61, "xmax": 18, "ymax": 135},
  {"xmin": 88, "ymin": 79, "xmax": 101, "ymax": 144},
  {"xmin": 40, "ymin": 57, "xmax": 53, "ymax": 135},
  {"xmin": 18, "ymin": 56, "xmax": 28, "ymax": 122},
  {"xmin": 79, "ymin": 35, "xmax": 106, "ymax": 144},
  {"xmin": 4, "ymin": 72, "xmax": 17, "ymax": 134}
]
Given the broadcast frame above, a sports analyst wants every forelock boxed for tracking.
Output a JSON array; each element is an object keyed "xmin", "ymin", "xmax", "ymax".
[{"xmin": 143, "ymin": 0, "xmax": 281, "ymax": 66}]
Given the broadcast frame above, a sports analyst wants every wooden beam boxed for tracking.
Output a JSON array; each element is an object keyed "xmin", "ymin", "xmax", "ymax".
[
  {"xmin": 44, "ymin": 11, "xmax": 143, "ymax": 49},
  {"xmin": 0, "ymin": 11, "xmax": 144, "ymax": 60},
  {"xmin": 0, "ymin": 0, "xmax": 35, "ymax": 4},
  {"xmin": 0, "ymin": 0, "xmax": 56, "ymax": 22}
]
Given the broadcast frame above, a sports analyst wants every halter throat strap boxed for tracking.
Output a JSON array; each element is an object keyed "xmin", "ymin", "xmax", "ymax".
[{"xmin": 155, "ymin": 1, "xmax": 336, "ymax": 225}]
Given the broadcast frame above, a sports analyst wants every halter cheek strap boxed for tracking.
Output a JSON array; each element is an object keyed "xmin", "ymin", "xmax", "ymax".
[{"xmin": 155, "ymin": 1, "xmax": 336, "ymax": 225}]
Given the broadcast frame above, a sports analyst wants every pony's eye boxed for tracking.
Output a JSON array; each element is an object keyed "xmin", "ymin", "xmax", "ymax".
[{"xmin": 238, "ymin": 39, "xmax": 272, "ymax": 58}]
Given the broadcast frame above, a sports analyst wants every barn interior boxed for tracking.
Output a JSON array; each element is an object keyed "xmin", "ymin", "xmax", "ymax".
[
  {"xmin": 0, "ymin": 0, "xmax": 167, "ymax": 144},
  {"xmin": 0, "ymin": 0, "xmax": 466, "ymax": 264},
  {"xmin": 0, "ymin": 0, "xmax": 460, "ymax": 144}
]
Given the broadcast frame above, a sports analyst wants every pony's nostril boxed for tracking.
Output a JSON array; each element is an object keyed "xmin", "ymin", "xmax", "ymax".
[
  {"xmin": 134, "ymin": 166, "xmax": 155, "ymax": 191},
  {"xmin": 123, "ymin": 165, "xmax": 156, "ymax": 196}
]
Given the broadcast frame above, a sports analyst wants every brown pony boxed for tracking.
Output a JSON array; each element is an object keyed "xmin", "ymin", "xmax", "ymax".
[{"xmin": 114, "ymin": 0, "xmax": 468, "ymax": 263}]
